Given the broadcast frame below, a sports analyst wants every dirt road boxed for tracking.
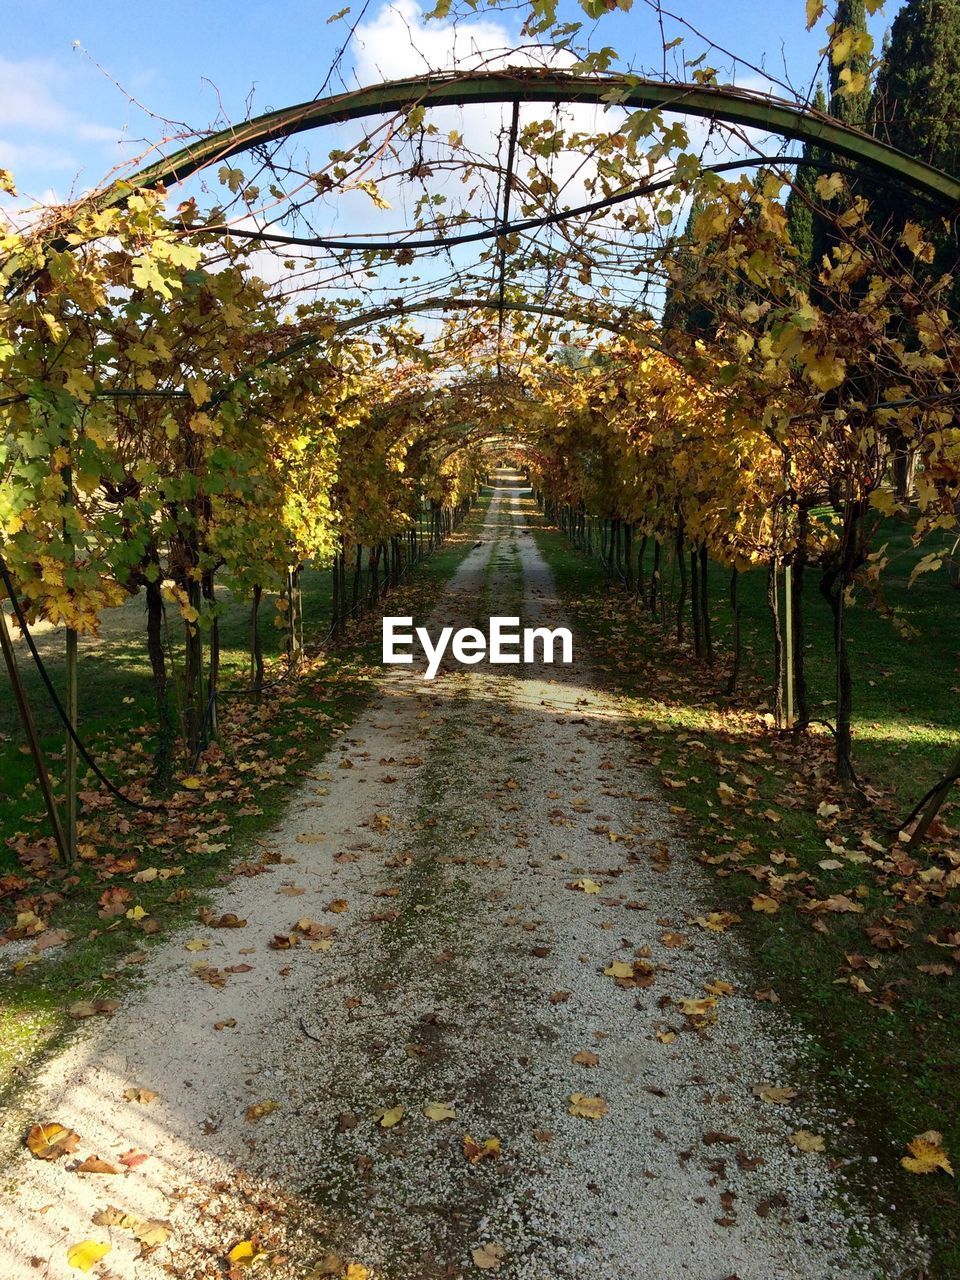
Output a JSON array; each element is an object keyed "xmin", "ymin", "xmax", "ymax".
[{"xmin": 0, "ymin": 474, "xmax": 913, "ymax": 1279}]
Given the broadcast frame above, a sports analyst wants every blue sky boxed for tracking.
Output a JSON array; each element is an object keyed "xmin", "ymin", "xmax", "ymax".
[{"xmin": 1, "ymin": 0, "xmax": 896, "ymax": 204}]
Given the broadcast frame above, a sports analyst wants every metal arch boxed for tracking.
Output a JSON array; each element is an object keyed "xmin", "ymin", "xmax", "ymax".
[
  {"xmin": 204, "ymin": 294, "xmax": 637, "ymax": 405},
  {"xmin": 117, "ymin": 70, "xmax": 960, "ymax": 211}
]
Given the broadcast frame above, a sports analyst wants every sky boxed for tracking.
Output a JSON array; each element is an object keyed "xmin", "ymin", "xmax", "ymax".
[{"xmin": 0, "ymin": 0, "xmax": 898, "ymax": 205}]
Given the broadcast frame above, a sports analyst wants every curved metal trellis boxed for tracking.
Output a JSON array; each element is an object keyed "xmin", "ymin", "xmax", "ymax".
[{"xmin": 113, "ymin": 70, "xmax": 960, "ymax": 211}]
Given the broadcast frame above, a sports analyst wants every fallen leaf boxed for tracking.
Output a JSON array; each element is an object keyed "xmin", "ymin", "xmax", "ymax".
[
  {"xmin": 693, "ymin": 912, "xmax": 740, "ymax": 933},
  {"xmin": 423, "ymin": 1102, "xmax": 457, "ymax": 1122},
  {"xmin": 26, "ymin": 1123, "xmax": 80, "ymax": 1161},
  {"xmin": 463, "ymin": 1134, "xmax": 501, "ymax": 1163},
  {"xmin": 572, "ymin": 1050, "xmax": 600, "ymax": 1068},
  {"xmin": 67, "ymin": 998, "xmax": 119, "ymax": 1020},
  {"xmin": 789, "ymin": 1129, "xmax": 825, "ymax": 1153},
  {"xmin": 568, "ymin": 1093, "xmax": 608, "ymax": 1119},
  {"xmin": 66, "ymin": 1240, "xmax": 111, "ymax": 1271},
  {"xmin": 74, "ymin": 1156, "xmax": 118, "ymax": 1174},
  {"xmin": 752, "ymin": 1084, "xmax": 798, "ymax": 1104},
  {"xmin": 245, "ymin": 1100, "xmax": 280, "ymax": 1121},
  {"xmin": 118, "ymin": 1149, "xmax": 149, "ymax": 1169},
  {"xmin": 124, "ymin": 1087, "xmax": 157, "ymax": 1104},
  {"xmin": 751, "ymin": 894, "xmax": 780, "ymax": 915},
  {"xmin": 228, "ymin": 1239, "xmax": 264, "ymax": 1266},
  {"xmin": 901, "ymin": 1130, "xmax": 953, "ymax": 1176},
  {"xmin": 567, "ymin": 878, "xmax": 601, "ymax": 894},
  {"xmin": 376, "ymin": 1105, "xmax": 404, "ymax": 1128},
  {"xmin": 471, "ymin": 1243, "xmax": 506, "ymax": 1270},
  {"xmin": 704, "ymin": 980, "xmax": 735, "ymax": 997},
  {"xmin": 678, "ymin": 996, "xmax": 718, "ymax": 1019}
]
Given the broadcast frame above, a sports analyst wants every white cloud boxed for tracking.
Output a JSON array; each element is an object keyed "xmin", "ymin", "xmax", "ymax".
[{"xmin": 0, "ymin": 55, "xmax": 126, "ymax": 197}]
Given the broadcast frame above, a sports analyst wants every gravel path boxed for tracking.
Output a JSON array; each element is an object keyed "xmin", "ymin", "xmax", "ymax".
[{"xmin": 0, "ymin": 475, "xmax": 918, "ymax": 1280}]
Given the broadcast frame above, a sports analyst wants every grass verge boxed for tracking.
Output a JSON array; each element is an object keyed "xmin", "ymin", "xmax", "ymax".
[
  {"xmin": 530, "ymin": 497, "xmax": 960, "ymax": 1277},
  {"xmin": 0, "ymin": 502, "xmax": 488, "ymax": 1099}
]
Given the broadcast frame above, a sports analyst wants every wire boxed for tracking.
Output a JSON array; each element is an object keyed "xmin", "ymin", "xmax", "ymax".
[{"xmin": 0, "ymin": 554, "xmax": 165, "ymax": 813}]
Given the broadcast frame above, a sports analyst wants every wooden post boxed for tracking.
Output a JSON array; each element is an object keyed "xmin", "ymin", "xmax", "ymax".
[
  {"xmin": 0, "ymin": 608, "xmax": 69, "ymax": 863},
  {"xmin": 784, "ymin": 563, "xmax": 794, "ymax": 728},
  {"xmin": 65, "ymin": 627, "xmax": 78, "ymax": 861}
]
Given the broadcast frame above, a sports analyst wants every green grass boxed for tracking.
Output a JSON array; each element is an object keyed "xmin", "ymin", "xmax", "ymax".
[
  {"xmin": 0, "ymin": 503, "xmax": 488, "ymax": 1103},
  {"xmin": 531, "ymin": 501, "xmax": 960, "ymax": 1275}
]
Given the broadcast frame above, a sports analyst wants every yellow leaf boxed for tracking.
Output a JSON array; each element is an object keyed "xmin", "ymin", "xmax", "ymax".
[
  {"xmin": 377, "ymin": 1104, "xmax": 404, "ymax": 1128},
  {"xmin": 693, "ymin": 911, "xmax": 740, "ymax": 933},
  {"xmin": 753, "ymin": 1083, "xmax": 798, "ymax": 1104},
  {"xmin": 815, "ymin": 173, "xmax": 844, "ymax": 201},
  {"xmin": 870, "ymin": 488, "xmax": 897, "ymax": 516},
  {"xmin": 789, "ymin": 1129, "xmax": 825, "ymax": 1153},
  {"xmin": 345, "ymin": 1266, "xmax": 371, "ymax": 1280},
  {"xmin": 357, "ymin": 179, "xmax": 391, "ymax": 210},
  {"xmin": 568, "ymin": 1093, "xmax": 608, "ymax": 1119},
  {"xmin": 182, "ymin": 775, "xmax": 203, "ymax": 789},
  {"xmin": 463, "ymin": 1134, "xmax": 501, "ymax": 1162},
  {"xmin": 125, "ymin": 905, "xmax": 148, "ymax": 921},
  {"xmin": 228, "ymin": 1239, "xmax": 265, "ymax": 1265},
  {"xmin": 471, "ymin": 1243, "xmax": 506, "ymax": 1270},
  {"xmin": 901, "ymin": 1131, "xmax": 954, "ymax": 1176},
  {"xmin": 678, "ymin": 996, "xmax": 717, "ymax": 1018},
  {"xmin": 704, "ymin": 979, "xmax": 735, "ymax": 997},
  {"xmin": 123, "ymin": 1086, "xmax": 158, "ymax": 1104},
  {"xmin": 604, "ymin": 960, "xmax": 634, "ymax": 979},
  {"xmin": 26, "ymin": 1122, "xmax": 80, "ymax": 1160},
  {"xmin": 423, "ymin": 1102, "xmax": 457, "ymax": 1122},
  {"xmin": 187, "ymin": 377, "xmax": 210, "ymax": 406},
  {"xmin": 805, "ymin": 0, "xmax": 825, "ymax": 28},
  {"xmin": 569, "ymin": 878, "xmax": 601, "ymax": 894},
  {"xmin": 185, "ymin": 939, "xmax": 209, "ymax": 951},
  {"xmin": 67, "ymin": 1240, "xmax": 112, "ymax": 1272},
  {"xmin": 245, "ymin": 1099, "xmax": 280, "ymax": 1121},
  {"xmin": 751, "ymin": 893, "xmax": 780, "ymax": 915}
]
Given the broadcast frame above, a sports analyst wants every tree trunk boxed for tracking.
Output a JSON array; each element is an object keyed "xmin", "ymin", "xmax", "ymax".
[
  {"xmin": 690, "ymin": 547, "xmax": 702, "ymax": 657},
  {"xmin": 202, "ymin": 569, "xmax": 219, "ymax": 737},
  {"xmin": 791, "ymin": 507, "xmax": 810, "ymax": 729},
  {"xmin": 145, "ymin": 565, "xmax": 174, "ymax": 784},
  {"xmin": 699, "ymin": 544, "xmax": 713, "ymax": 665},
  {"xmin": 725, "ymin": 568, "xmax": 742, "ymax": 696},
  {"xmin": 649, "ymin": 541, "xmax": 661, "ymax": 617},
  {"xmin": 251, "ymin": 584, "xmax": 264, "ymax": 697},
  {"xmin": 352, "ymin": 544, "xmax": 363, "ymax": 615},
  {"xmin": 768, "ymin": 562, "xmax": 785, "ymax": 728},
  {"xmin": 675, "ymin": 524, "xmax": 687, "ymax": 644},
  {"xmin": 819, "ymin": 565, "xmax": 855, "ymax": 781},
  {"xmin": 183, "ymin": 578, "xmax": 204, "ymax": 754}
]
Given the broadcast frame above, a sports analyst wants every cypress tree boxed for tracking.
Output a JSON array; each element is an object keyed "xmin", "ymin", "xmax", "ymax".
[
  {"xmin": 785, "ymin": 82, "xmax": 828, "ymax": 273},
  {"xmin": 662, "ymin": 200, "xmax": 722, "ymax": 342},
  {"xmin": 829, "ymin": 0, "xmax": 872, "ymax": 128},
  {"xmin": 871, "ymin": 0, "xmax": 960, "ymax": 297},
  {"xmin": 873, "ymin": 0, "xmax": 960, "ymax": 176}
]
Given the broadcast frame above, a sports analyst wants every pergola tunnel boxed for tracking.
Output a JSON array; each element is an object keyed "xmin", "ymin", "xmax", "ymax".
[{"xmin": 3, "ymin": 7, "xmax": 960, "ymax": 1276}]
